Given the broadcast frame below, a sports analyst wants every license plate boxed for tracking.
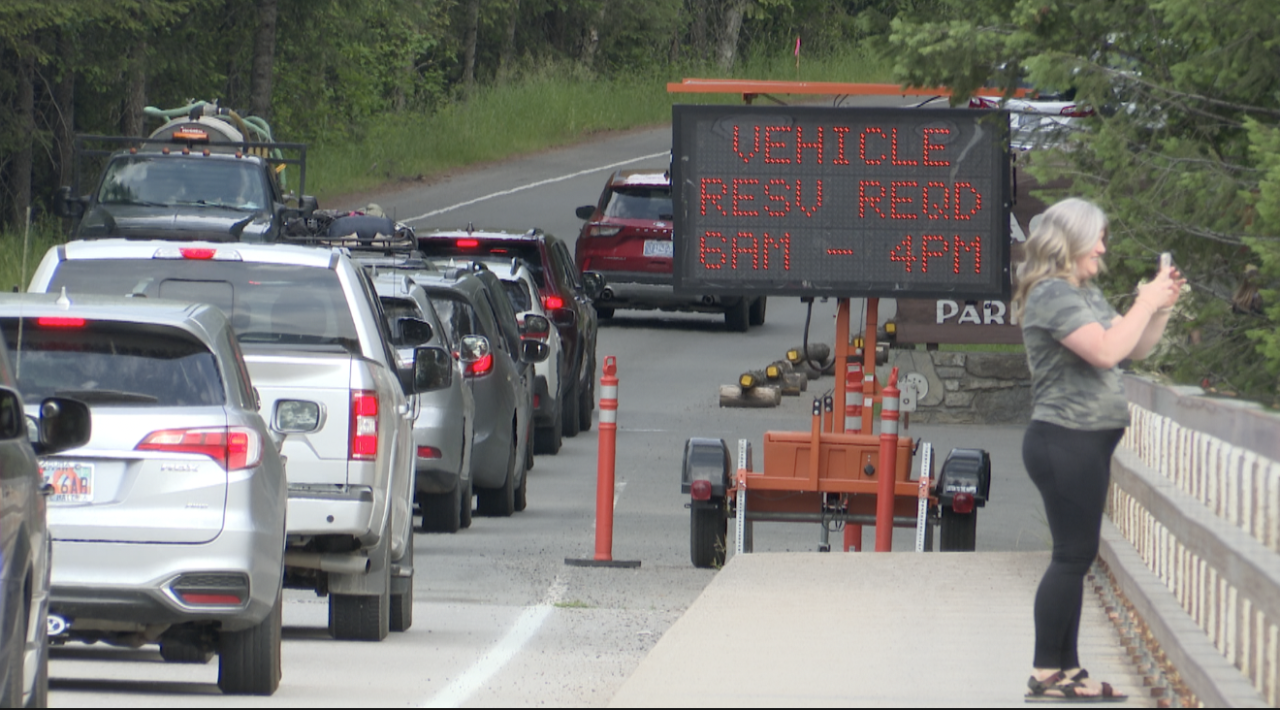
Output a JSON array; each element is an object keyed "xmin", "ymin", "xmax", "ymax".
[
  {"xmin": 643, "ymin": 240, "xmax": 673, "ymax": 258},
  {"xmin": 41, "ymin": 462, "xmax": 94, "ymax": 504}
]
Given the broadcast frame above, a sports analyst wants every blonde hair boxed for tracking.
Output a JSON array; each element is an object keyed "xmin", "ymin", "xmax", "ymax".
[{"xmin": 1012, "ymin": 197, "xmax": 1109, "ymax": 322}]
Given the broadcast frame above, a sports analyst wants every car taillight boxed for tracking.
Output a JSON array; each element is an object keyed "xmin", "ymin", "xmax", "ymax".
[
  {"xmin": 969, "ymin": 96, "xmax": 999, "ymax": 109},
  {"xmin": 417, "ymin": 446, "xmax": 441, "ymax": 459},
  {"xmin": 457, "ymin": 239, "xmax": 479, "ymax": 248},
  {"xmin": 543, "ymin": 295, "xmax": 564, "ymax": 310},
  {"xmin": 36, "ymin": 317, "xmax": 86, "ymax": 328},
  {"xmin": 136, "ymin": 427, "xmax": 262, "ymax": 471},
  {"xmin": 350, "ymin": 390, "xmax": 378, "ymax": 460},
  {"xmin": 465, "ymin": 352, "xmax": 494, "ymax": 377},
  {"xmin": 153, "ymin": 247, "xmax": 242, "ymax": 261},
  {"xmin": 588, "ymin": 225, "xmax": 622, "ymax": 237},
  {"xmin": 1059, "ymin": 105, "xmax": 1094, "ymax": 117}
]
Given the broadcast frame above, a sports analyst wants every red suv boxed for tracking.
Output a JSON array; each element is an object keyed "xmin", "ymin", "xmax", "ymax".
[{"xmin": 574, "ymin": 169, "xmax": 766, "ymax": 331}]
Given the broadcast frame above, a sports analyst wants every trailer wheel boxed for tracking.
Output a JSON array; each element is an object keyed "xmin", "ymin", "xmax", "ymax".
[
  {"xmin": 938, "ymin": 508, "xmax": 976, "ymax": 552},
  {"xmin": 690, "ymin": 503, "xmax": 726, "ymax": 568}
]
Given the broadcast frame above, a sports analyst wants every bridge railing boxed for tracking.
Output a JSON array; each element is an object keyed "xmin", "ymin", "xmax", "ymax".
[{"xmin": 1105, "ymin": 375, "xmax": 1280, "ymax": 706}]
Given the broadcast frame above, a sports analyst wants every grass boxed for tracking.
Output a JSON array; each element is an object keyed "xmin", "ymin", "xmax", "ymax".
[
  {"xmin": 0, "ymin": 221, "xmax": 64, "ymax": 293},
  {"xmin": 553, "ymin": 599, "xmax": 592, "ymax": 609},
  {"xmin": 305, "ymin": 50, "xmax": 893, "ymax": 202}
]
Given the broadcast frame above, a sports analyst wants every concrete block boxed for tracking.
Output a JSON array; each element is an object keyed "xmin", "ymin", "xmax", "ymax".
[
  {"xmin": 944, "ymin": 391, "xmax": 975, "ymax": 407},
  {"xmin": 965, "ymin": 351, "xmax": 1030, "ymax": 379},
  {"xmin": 935, "ymin": 366, "xmax": 966, "ymax": 379},
  {"xmin": 930, "ymin": 351, "xmax": 966, "ymax": 368}
]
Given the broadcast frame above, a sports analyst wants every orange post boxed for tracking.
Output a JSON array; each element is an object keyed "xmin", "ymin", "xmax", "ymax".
[
  {"xmin": 875, "ymin": 367, "xmax": 900, "ymax": 551},
  {"xmin": 845, "ymin": 360, "xmax": 863, "ymax": 432},
  {"xmin": 832, "ymin": 299, "xmax": 850, "ymax": 432},
  {"xmin": 862, "ymin": 298, "xmax": 879, "ymax": 434},
  {"xmin": 594, "ymin": 356, "xmax": 619, "ymax": 561}
]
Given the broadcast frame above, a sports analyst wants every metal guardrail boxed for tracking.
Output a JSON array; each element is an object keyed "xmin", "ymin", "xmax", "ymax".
[{"xmin": 1103, "ymin": 375, "xmax": 1279, "ymax": 706}]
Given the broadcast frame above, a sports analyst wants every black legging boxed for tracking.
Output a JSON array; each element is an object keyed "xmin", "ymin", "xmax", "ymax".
[{"xmin": 1022, "ymin": 420, "xmax": 1125, "ymax": 670}]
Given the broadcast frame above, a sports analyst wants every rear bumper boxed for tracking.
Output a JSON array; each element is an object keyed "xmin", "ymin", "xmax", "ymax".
[
  {"xmin": 592, "ymin": 271, "xmax": 740, "ymax": 312},
  {"xmin": 287, "ymin": 485, "xmax": 375, "ymax": 537}
]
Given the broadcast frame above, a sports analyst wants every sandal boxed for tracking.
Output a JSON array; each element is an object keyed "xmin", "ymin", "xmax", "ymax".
[{"xmin": 1025, "ymin": 669, "xmax": 1127, "ymax": 703}]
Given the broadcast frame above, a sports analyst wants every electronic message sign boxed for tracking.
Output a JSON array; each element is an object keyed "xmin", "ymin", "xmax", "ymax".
[{"xmin": 671, "ymin": 105, "xmax": 1011, "ymax": 299}]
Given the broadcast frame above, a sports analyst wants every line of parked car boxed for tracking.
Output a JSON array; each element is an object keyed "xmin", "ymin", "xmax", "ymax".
[{"xmin": 0, "ymin": 204, "xmax": 607, "ymax": 703}]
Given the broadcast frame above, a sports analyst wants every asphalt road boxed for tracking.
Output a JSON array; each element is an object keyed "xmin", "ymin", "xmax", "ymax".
[{"xmin": 48, "ymin": 117, "xmax": 1048, "ymax": 708}]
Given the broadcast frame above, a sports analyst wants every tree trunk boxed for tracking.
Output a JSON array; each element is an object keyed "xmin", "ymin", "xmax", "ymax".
[
  {"xmin": 690, "ymin": 0, "xmax": 710, "ymax": 60},
  {"xmin": 122, "ymin": 38, "xmax": 147, "ymax": 137},
  {"xmin": 13, "ymin": 52, "xmax": 35, "ymax": 229},
  {"xmin": 581, "ymin": 0, "xmax": 608, "ymax": 69},
  {"xmin": 716, "ymin": 0, "xmax": 746, "ymax": 73},
  {"xmin": 250, "ymin": 0, "xmax": 278, "ymax": 121},
  {"xmin": 462, "ymin": 0, "xmax": 481, "ymax": 94},
  {"xmin": 498, "ymin": 0, "xmax": 520, "ymax": 81},
  {"xmin": 55, "ymin": 29, "xmax": 77, "ymax": 192}
]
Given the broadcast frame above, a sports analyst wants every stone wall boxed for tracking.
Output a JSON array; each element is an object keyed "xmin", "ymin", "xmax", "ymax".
[{"xmin": 890, "ymin": 349, "xmax": 1031, "ymax": 425}]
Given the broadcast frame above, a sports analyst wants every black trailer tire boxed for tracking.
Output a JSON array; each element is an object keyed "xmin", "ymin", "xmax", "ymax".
[
  {"xmin": 749, "ymin": 297, "xmax": 767, "ymax": 326},
  {"xmin": 419, "ymin": 485, "xmax": 462, "ymax": 533},
  {"xmin": 218, "ymin": 591, "xmax": 282, "ymax": 695},
  {"xmin": 561, "ymin": 378, "xmax": 581, "ymax": 438},
  {"xmin": 939, "ymin": 509, "xmax": 977, "ymax": 552},
  {"xmin": 690, "ymin": 503, "xmax": 726, "ymax": 568},
  {"xmin": 725, "ymin": 299, "xmax": 749, "ymax": 332},
  {"xmin": 390, "ymin": 532, "xmax": 413, "ymax": 633}
]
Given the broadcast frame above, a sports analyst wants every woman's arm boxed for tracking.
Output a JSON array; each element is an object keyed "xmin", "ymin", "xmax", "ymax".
[
  {"xmin": 1129, "ymin": 308, "xmax": 1173, "ymax": 360},
  {"xmin": 1060, "ymin": 269, "xmax": 1182, "ymax": 369}
]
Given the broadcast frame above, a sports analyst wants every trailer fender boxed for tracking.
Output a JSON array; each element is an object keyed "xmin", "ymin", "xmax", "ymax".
[
  {"xmin": 681, "ymin": 437, "xmax": 731, "ymax": 502},
  {"xmin": 936, "ymin": 448, "xmax": 991, "ymax": 513}
]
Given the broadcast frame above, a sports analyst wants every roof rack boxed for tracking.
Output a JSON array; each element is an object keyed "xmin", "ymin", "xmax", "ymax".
[{"xmin": 283, "ymin": 210, "xmax": 418, "ymax": 255}]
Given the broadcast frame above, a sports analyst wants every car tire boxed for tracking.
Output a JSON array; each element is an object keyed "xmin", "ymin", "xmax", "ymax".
[
  {"xmin": 561, "ymin": 378, "xmax": 581, "ymax": 438},
  {"xmin": 534, "ymin": 399, "xmax": 562, "ymax": 454},
  {"xmin": 476, "ymin": 441, "xmax": 516, "ymax": 517},
  {"xmin": 390, "ymin": 532, "xmax": 413, "ymax": 633},
  {"xmin": 419, "ymin": 484, "xmax": 461, "ymax": 533},
  {"xmin": 514, "ymin": 460, "xmax": 528, "ymax": 513},
  {"xmin": 4, "ymin": 581, "xmax": 27, "ymax": 707},
  {"xmin": 217, "ymin": 590, "xmax": 282, "ymax": 695},
  {"xmin": 749, "ymin": 297, "xmax": 767, "ymax": 326},
  {"xmin": 459, "ymin": 477, "xmax": 473, "ymax": 529},
  {"xmin": 725, "ymin": 299, "xmax": 749, "ymax": 332},
  {"xmin": 329, "ymin": 528, "xmax": 391, "ymax": 642},
  {"xmin": 24, "ymin": 634, "xmax": 46, "ymax": 709},
  {"xmin": 579, "ymin": 354, "xmax": 595, "ymax": 433},
  {"xmin": 595, "ymin": 306, "xmax": 614, "ymax": 319}
]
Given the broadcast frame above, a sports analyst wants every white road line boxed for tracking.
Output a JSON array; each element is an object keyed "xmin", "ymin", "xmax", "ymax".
[
  {"xmin": 402, "ymin": 151, "xmax": 669, "ymax": 223},
  {"xmin": 422, "ymin": 577, "xmax": 568, "ymax": 708}
]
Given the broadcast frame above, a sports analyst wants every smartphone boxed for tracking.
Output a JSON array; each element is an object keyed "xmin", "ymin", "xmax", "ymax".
[{"xmin": 1159, "ymin": 252, "xmax": 1173, "ymax": 270}]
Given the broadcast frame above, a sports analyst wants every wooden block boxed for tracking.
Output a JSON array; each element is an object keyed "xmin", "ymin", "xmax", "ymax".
[{"xmin": 719, "ymin": 384, "xmax": 782, "ymax": 408}]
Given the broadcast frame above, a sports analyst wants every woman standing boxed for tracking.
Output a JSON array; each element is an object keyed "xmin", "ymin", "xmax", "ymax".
[{"xmin": 1014, "ymin": 198, "xmax": 1183, "ymax": 702}]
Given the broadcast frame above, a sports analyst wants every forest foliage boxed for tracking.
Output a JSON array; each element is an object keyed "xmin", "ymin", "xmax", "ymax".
[{"xmin": 3, "ymin": 0, "xmax": 1280, "ymax": 402}]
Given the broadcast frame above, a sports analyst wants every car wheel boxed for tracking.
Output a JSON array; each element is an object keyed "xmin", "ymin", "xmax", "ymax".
[
  {"xmin": 749, "ymin": 297, "xmax": 767, "ymax": 326},
  {"xmin": 329, "ymin": 526, "xmax": 391, "ymax": 642},
  {"xmin": 419, "ymin": 484, "xmax": 461, "ymax": 533},
  {"xmin": 595, "ymin": 306, "xmax": 614, "ymax": 319},
  {"xmin": 534, "ymin": 399, "xmax": 562, "ymax": 454},
  {"xmin": 218, "ymin": 590, "xmax": 282, "ymax": 695},
  {"xmin": 514, "ymin": 459, "xmax": 528, "ymax": 513},
  {"xmin": 459, "ymin": 477, "xmax": 473, "ymax": 529},
  {"xmin": 390, "ymin": 532, "xmax": 413, "ymax": 632},
  {"xmin": 476, "ymin": 440, "xmax": 517, "ymax": 517},
  {"xmin": 725, "ymin": 299, "xmax": 749, "ymax": 332},
  {"xmin": 561, "ymin": 377, "xmax": 581, "ymax": 438},
  {"xmin": 579, "ymin": 356, "xmax": 595, "ymax": 432}
]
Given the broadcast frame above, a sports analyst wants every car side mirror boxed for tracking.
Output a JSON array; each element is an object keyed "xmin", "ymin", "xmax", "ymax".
[
  {"xmin": 520, "ymin": 339, "xmax": 550, "ymax": 364},
  {"xmin": 410, "ymin": 345, "xmax": 453, "ymax": 393},
  {"xmin": 54, "ymin": 186, "xmax": 86, "ymax": 219},
  {"xmin": 575, "ymin": 205, "xmax": 595, "ymax": 220},
  {"xmin": 398, "ymin": 317, "xmax": 433, "ymax": 346},
  {"xmin": 581, "ymin": 271, "xmax": 605, "ymax": 300},
  {"xmin": 30, "ymin": 396, "xmax": 91, "ymax": 456},
  {"xmin": 520, "ymin": 314, "xmax": 550, "ymax": 338},
  {"xmin": 549, "ymin": 308, "xmax": 577, "ymax": 327}
]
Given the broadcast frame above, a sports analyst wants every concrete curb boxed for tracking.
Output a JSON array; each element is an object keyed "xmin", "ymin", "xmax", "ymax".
[{"xmin": 1098, "ymin": 521, "xmax": 1268, "ymax": 707}]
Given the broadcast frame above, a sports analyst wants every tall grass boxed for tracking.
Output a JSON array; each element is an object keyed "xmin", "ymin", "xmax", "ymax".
[
  {"xmin": 308, "ymin": 49, "xmax": 893, "ymax": 201},
  {"xmin": 0, "ymin": 220, "xmax": 64, "ymax": 294}
]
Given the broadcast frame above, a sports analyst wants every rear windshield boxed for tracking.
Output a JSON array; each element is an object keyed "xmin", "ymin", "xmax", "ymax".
[
  {"xmin": 98, "ymin": 156, "xmax": 269, "ymax": 211},
  {"xmin": 418, "ymin": 239, "xmax": 545, "ymax": 288},
  {"xmin": 2, "ymin": 320, "xmax": 224, "ymax": 406},
  {"xmin": 47, "ymin": 260, "xmax": 360, "ymax": 353},
  {"xmin": 604, "ymin": 186, "xmax": 672, "ymax": 221},
  {"xmin": 501, "ymin": 280, "xmax": 533, "ymax": 313}
]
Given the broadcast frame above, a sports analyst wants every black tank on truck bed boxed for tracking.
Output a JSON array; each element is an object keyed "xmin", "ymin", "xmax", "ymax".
[{"xmin": 54, "ymin": 99, "xmax": 317, "ymax": 243}]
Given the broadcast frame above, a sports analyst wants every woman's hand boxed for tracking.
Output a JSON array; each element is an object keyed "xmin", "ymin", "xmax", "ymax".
[{"xmin": 1136, "ymin": 266, "xmax": 1184, "ymax": 312}]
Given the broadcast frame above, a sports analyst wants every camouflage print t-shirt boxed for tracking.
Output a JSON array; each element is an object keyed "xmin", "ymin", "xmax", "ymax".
[{"xmin": 1021, "ymin": 278, "xmax": 1129, "ymax": 430}]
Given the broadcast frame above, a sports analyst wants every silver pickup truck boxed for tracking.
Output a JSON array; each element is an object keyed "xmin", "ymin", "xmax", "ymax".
[{"xmin": 29, "ymin": 240, "xmax": 432, "ymax": 641}]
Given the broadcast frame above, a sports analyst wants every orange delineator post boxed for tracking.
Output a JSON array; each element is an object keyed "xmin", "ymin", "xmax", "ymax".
[
  {"xmin": 862, "ymin": 298, "xmax": 879, "ymax": 434},
  {"xmin": 875, "ymin": 368, "xmax": 901, "ymax": 551},
  {"xmin": 593, "ymin": 356, "xmax": 619, "ymax": 561}
]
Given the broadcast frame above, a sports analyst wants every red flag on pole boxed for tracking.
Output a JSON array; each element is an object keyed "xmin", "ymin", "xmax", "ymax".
[{"xmin": 795, "ymin": 36, "xmax": 801, "ymax": 56}]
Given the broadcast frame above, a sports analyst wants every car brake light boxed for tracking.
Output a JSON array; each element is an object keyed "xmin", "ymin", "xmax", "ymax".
[
  {"xmin": 417, "ymin": 446, "xmax": 441, "ymax": 459},
  {"xmin": 543, "ymin": 295, "xmax": 564, "ymax": 310},
  {"xmin": 533, "ymin": 394, "xmax": 540, "ymax": 409},
  {"xmin": 350, "ymin": 390, "xmax": 378, "ymax": 460},
  {"xmin": 588, "ymin": 225, "xmax": 622, "ymax": 238},
  {"xmin": 181, "ymin": 248, "xmax": 217, "ymax": 260},
  {"xmin": 457, "ymin": 239, "xmax": 479, "ymax": 248},
  {"xmin": 36, "ymin": 317, "xmax": 86, "ymax": 328},
  {"xmin": 465, "ymin": 352, "xmax": 494, "ymax": 377},
  {"xmin": 136, "ymin": 427, "xmax": 262, "ymax": 471},
  {"xmin": 153, "ymin": 248, "xmax": 243, "ymax": 261}
]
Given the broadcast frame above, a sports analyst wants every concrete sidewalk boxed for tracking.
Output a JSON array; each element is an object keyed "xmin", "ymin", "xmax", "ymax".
[{"xmin": 609, "ymin": 552, "xmax": 1146, "ymax": 707}]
